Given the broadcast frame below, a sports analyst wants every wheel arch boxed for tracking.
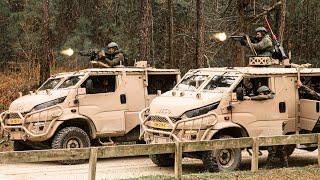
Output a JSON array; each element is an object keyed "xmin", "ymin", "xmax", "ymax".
[
  {"xmin": 54, "ymin": 117, "xmax": 97, "ymax": 140},
  {"xmin": 206, "ymin": 122, "xmax": 249, "ymax": 140}
]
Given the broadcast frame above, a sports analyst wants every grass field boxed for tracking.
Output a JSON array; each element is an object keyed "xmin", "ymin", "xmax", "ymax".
[{"xmin": 134, "ymin": 165, "xmax": 320, "ymax": 180}]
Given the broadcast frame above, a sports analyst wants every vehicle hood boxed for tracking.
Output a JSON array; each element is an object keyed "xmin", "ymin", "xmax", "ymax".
[
  {"xmin": 149, "ymin": 91, "xmax": 223, "ymax": 117},
  {"xmin": 9, "ymin": 89, "xmax": 70, "ymax": 113}
]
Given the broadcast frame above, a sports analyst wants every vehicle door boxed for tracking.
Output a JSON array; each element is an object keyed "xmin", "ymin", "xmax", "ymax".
[
  {"xmin": 298, "ymin": 76, "xmax": 320, "ymax": 131},
  {"xmin": 77, "ymin": 74, "xmax": 128, "ymax": 134},
  {"xmin": 232, "ymin": 76, "xmax": 293, "ymax": 137}
]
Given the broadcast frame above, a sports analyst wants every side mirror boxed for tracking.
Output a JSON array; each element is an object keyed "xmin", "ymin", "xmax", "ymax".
[
  {"xmin": 236, "ymin": 87, "xmax": 244, "ymax": 101},
  {"xmin": 86, "ymin": 79, "xmax": 93, "ymax": 93}
]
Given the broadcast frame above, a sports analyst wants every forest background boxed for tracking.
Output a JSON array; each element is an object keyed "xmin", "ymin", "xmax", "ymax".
[{"xmin": 0, "ymin": 0, "xmax": 319, "ymax": 110}]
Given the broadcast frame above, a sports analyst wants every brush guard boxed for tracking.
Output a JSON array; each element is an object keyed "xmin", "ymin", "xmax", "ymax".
[
  {"xmin": 139, "ymin": 107, "xmax": 218, "ymax": 142},
  {"xmin": 0, "ymin": 105, "xmax": 63, "ymax": 140}
]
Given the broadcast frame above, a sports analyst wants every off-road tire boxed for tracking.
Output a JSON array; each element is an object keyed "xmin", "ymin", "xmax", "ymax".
[
  {"xmin": 202, "ymin": 151, "xmax": 217, "ymax": 172},
  {"xmin": 150, "ymin": 154, "xmax": 174, "ymax": 167},
  {"xmin": 283, "ymin": 145, "xmax": 295, "ymax": 157},
  {"xmin": 13, "ymin": 141, "xmax": 31, "ymax": 151},
  {"xmin": 214, "ymin": 135, "xmax": 241, "ymax": 171},
  {"xmin": 269, "ymin": 145, "xmax": 295, "ymax": 160},
  {"xmin": 52, "ymin": 127, "xmax": 90, "ymax": 165}
]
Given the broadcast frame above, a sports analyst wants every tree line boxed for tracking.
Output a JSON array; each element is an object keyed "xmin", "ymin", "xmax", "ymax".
[{"xmin": 0, "ymin": 0, "xmax": 319, "ymax": 84}]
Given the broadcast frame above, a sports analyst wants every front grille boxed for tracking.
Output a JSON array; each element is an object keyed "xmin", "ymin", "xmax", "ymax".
[
  {"xmin": 149, "ymin": 115, "xmax": 181, "ymax": 123},
  {"xmin": 8, "ymin": 113, "xmax": 20, "ymax": 119},
  {"xmin": 149, "ymin": 116, "xmax": 168, "ymax": 123}
]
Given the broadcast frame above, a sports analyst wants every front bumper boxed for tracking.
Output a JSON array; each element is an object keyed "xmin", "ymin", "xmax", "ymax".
[
  {"xmin": 0, "ymin": 105, "xmax": 63, "ymax": 141},
  {"xmin": 139, "ymin": 107, "xmax": 218, "ymax": 142}
]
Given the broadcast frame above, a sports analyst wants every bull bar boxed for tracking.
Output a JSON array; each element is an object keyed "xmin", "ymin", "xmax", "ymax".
[
  {"xmin": 139, "ymin": 107, "xmax": 218, "ymax": 142},
  {"xmin": 0, "ymin": 105, "xmax": 63, "ymax": 139}
]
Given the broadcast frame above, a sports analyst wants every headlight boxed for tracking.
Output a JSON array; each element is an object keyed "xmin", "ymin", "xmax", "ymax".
[
  {"xmin": 33, "ymin": 97, "xmax": 66, "ymax": 111},
  {"xmin": 181, "ymin": 102, "xmax": 220, "ymax": 118}
]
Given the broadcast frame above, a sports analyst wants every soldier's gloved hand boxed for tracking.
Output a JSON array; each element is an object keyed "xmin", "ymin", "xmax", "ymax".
[
  {"xmin": 97, "ymin": 50, "xmax": 105, "ymax": 59},
  {"xmin": 296, "ymin": 80, "xmax": 302, "ymax": 89},
  {"xmin": 244, "ymin": 96, "xmax": 251, "ymax": 100},
  {"xmin": 240, "ymin": 38, "xmax": 246, "ymax": 46},
  {"xmin": 249, "ymin": 36, "xmax": 259, "ymax": 43}
]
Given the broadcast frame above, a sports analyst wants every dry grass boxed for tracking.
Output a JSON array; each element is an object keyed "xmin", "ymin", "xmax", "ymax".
[
  {"xmin": 0, "ymin": 72, "xmax": 38, "ymax": 111},
  {"xmin": 133, "ymin": 165, "xmax": 320, "ymax": 180}
]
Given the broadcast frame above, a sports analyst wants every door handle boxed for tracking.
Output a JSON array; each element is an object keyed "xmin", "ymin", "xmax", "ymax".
[
  {"xmin": 120, "ymin": 94, "xmax": 126, "ymax": 104},
  {"xmin": 316, "ymin": 102, "xmax": 319, "ymax": 113},
  {"xmin": 279, "ymin": 102, "xmax": 286, "ymax": 113}
]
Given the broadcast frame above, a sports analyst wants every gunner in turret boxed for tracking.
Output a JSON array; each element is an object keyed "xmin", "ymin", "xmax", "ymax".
[
  {"xmin": 97, "ymin": 42, "xmax": 125, "ymax": 67},
  {"xmin": 252, "ymin": 27, "xmax": 275, "ymax": 57}
]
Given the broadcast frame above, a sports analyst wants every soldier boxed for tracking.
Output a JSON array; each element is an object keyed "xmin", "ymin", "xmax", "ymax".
[
  {"xmin": 296, "ymin": 80, "xmax": 320, "ymax": 100},
  {"xmin": 98, "ymin": 42, "xmax": 125, "ymax": 67},
  {"xmin": 243, "ymin": 78, "xmax": 254, "ymax": 96},
  {"xmin": 244, "ymin": 85, "xmax": 275, "ymax": 101},
  {"xmin": 252, "ymin": 27, "xmax": 274, "ymax": 57}
]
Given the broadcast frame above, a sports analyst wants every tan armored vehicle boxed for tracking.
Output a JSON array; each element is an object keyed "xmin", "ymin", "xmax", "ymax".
[
  {"xmin": 0, "ymin": 62, "xmax": 180, "ymax": 161},
  {"xmin": 140, "ymin": 57, "xmax": 320, "ymax": 171}
]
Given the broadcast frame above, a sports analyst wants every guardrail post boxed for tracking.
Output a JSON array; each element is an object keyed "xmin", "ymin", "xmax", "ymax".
[
  {"xmin": 175, "ymin": 141, "xmax": 183, "ymax": 180},
  {"xmin": 88, "ymin": 148, "xmax": 98, "ymax": 180},
  {"xmin": 251, "ymin": 137, "xmax": 259, "ymax": 172},
  {"xmin": 318, "ymin": 134, "xmax": 320, "ymax": 167}
]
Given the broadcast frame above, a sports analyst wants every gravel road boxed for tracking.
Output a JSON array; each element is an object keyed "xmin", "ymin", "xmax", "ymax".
[{"xmin": 0, "ymin": 149, "xmax": 318, "ymax": 180}]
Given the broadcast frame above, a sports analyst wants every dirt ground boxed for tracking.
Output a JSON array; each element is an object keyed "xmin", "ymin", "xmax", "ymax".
[{"xmin": 0, "ymin": 149, "xmax": 318, "ymax": 180}]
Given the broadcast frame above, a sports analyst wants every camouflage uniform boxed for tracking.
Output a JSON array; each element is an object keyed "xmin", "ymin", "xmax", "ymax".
[
  {"xmin": 299, "ymin": 85, "xmax": 320, "ymax": 101},
  {"xmin": 252, "ymin": 34, "xmax": 274, "ymax": 57},
  {"xmin": 104, "ymin": 50, "xmax": 124, "ymax": 67},
  {"xmin": 245, "ymin": 86, "xmax": 275, "ymax": 101}
]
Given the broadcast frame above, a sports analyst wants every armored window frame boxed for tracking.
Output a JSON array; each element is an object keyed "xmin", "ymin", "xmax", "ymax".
[
  {"xmin": 81, "ymin": 75, "xmax": 116, "ymax": 94},
  {"xmin": 147, "ymin": 74, "xmax": 177, "ymax": 94}
]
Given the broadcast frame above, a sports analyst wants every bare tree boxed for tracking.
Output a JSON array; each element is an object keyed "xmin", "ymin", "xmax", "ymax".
[
  {"xmin": 40, "ymin": 0, "xmax": 50, "ymax": 85},
  {"xmin": 139, "ymin": 0, "xmax": 152, "ymax": 62},
  {"xmin": 168, "ymin": 0, "xmax": 174, "ymax": 68},
  {"xmin": 278, "ymin": 0, "xmax": 286, "ymax": 45},
  {"xmin": 235, "ymin": 0, "xmax": 250, "ymax": 67},
  {"xmin": 196, "ymin": 0, "xmax": 205, "ymax": 68}
]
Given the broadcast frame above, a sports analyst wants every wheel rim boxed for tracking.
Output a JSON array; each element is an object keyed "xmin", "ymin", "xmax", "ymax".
[
  {"xmin": 218, "ymin": 149, "xmax": 235, "ymax": 167},
  {"xmin": 64, "ymin": 138, "xmax": 82, "ymax": 148}
]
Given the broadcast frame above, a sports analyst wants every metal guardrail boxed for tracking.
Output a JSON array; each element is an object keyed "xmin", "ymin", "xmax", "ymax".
[{"xmin": 0, "ymin": 133, "xmax": 320, "ymax": 180}]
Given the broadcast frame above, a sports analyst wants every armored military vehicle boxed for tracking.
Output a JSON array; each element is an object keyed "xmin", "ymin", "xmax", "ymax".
[
  {"xmin": 140, "ymin": 47, "xmax": 320, "ymax": 171},
  {"xmin": 0, "ymin": 61, "xmax": 180, "ymax": 164}
]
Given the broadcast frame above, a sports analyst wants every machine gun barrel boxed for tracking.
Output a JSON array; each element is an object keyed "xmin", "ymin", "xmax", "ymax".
[
  {"xmin": 78, "ymin": 50, "xmax": 99, "ymax": 60},
  {"xmin": 229, "ymin": 35, "xmax": 245, "ymax": 41}
]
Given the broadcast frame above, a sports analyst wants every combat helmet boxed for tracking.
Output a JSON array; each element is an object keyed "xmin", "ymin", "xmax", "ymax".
[
  {"xmin": 107, "ymin": 42, "xmax": 119, "ymax": 49},
  {"xmin": 255, "ymin": 27, "xmax": 267, "ymax": 33},
  {"xmin": 257, "ymin": 85, "xmax": 270, "ymax": 93}
]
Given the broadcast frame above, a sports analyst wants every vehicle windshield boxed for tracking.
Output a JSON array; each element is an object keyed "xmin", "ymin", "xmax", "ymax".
[
  {"xmin": 38, "ymin": 78, "xmax": 63, "ymax": 91},
  {"xmin": 58, "ymin": 75, "xmax": 84, "ymax": 89},
  {"xmin": 204, "ymin": 75, "xmax": 237, "ymax": 90},
  {"xmin": 175, "ymin": 73, "xmax": 209, "ymax": 91}
]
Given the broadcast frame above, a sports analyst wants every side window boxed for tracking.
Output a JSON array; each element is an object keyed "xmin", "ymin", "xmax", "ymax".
[
  {"xmin": 299, "ymin": 76, "xmax": 320, "ymax": 99},
  {"xmin": 235, "ymin": 77, "xmax": 269, "ymax": 96},
  {"xmin": 81, "ymin": 75, "xmax": 116, "ymax": 94},
  {"xmin": 147, "ymin": 74, "xmax": 177, "ymax": 94}
]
